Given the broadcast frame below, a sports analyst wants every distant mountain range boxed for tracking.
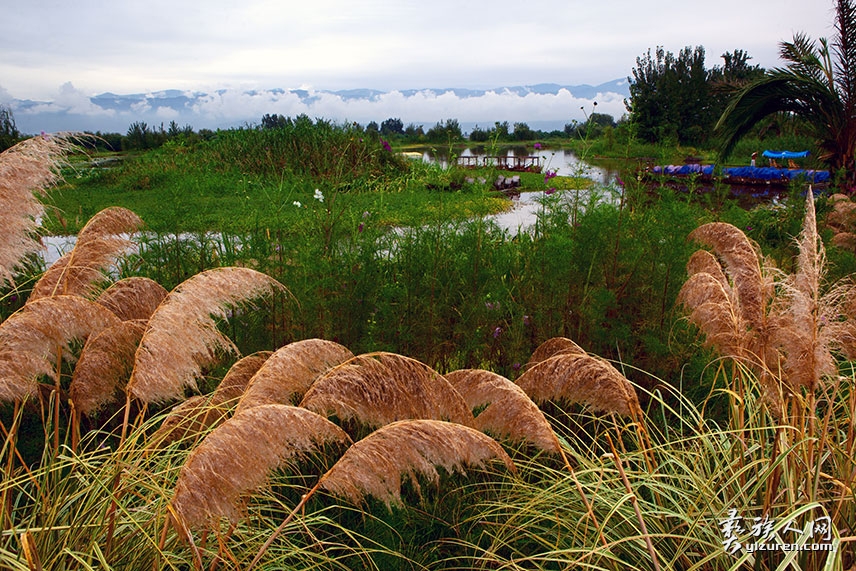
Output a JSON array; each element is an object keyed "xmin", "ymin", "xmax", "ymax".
[{"xmin": 9, "ymin": 79, "xmax": 631, "ymax": 135}]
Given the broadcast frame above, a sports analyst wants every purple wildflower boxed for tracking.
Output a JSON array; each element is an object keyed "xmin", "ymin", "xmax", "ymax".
[
  {"xmin": 358, "ymin": 222, "xmax": 364, "ymax": 233},
  {"xmin": 381, "ymin": 139, "xmax": 392, "ymax": 152},
  {"xmin": 512, "ymin": 363, "xmax": 521, "ymax": 371},
  {"xmin": 492, "ymin": 326, "xmax": 502, "ymax": 339},
  {"xmin": 523, "ymin": 314, "xmax": 531, "ymax": 326},
  {"xmin": 545, "ymin": 187, "xmax": 556, "ymax": 195},
  {"xmin": 534, "ymin": 142, "xmax": 542, "ymax": 150}
]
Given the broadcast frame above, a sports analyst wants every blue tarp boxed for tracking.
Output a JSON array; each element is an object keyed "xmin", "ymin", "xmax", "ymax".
[
  {"xmin": 650, "ymin": 164, "xmax": 830, "ymax": 183},
  {"xmin": 762, "ymin": 150, "xmax": 810, "ymax": 159},
  {"xmin": 723, "ymin": 166, "xmax": 829, "ymax": 183}
]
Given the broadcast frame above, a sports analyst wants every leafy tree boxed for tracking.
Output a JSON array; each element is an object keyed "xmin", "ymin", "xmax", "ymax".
[
  {"xmin": 365, "ymin": 121, "xmax": 379, "ymax": 134},
  {"xmin": 425, "ymin": 119, "xmax": 462, "ymax": 144},
  {"xmin": 0, "ymin": 104, "xmax": 20, "ymax": 151},
  {"xmin": 123, "ymin": 121, "xmax": 153, "ymax": 150},
  {"xmin": 404, "ymin": 123, "xmax": 424, "ymax": 141},
  {"xmin": 380, "ymin": 117, "xmax": 404, "ymax": 136},
  {"xmin": 469, "ymin": 125, "xmax": 490, "ymax": 142},
  {"xmin": 567, "ymin": 112, "xmax": 617, "ymax": 139},
  {"xmin": 627, "ymin": 45, "xmax": 715, "ymax": 145},
  {"xmin": 512, "ymin": 122, "xmax": 535, "ymax": 141},
  {"xmin": 717, "ymin": 0, "xmax": 856, "ymax": 187}
]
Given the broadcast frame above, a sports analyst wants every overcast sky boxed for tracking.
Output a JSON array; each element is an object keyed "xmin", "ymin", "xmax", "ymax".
[{"xmin": 0, "ymin": 0, "xmax": 835, "ymax": 132}]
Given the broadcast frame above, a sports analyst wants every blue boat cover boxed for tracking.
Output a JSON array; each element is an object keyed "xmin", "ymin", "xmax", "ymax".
[
  {"xmin": 762, "ymin": 150, "xmax": 810, "ymax": 159},
  {"xmin": 651, "ymin": 164, "xmax": 830, "ymax": 184}
]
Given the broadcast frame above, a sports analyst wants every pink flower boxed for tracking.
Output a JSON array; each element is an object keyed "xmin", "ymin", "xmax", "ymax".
[
  {"xmin": 381, "ymin": 139, "xmax": 392, "ymax": 152},
  {"xmin": 534, "ymin": 142, "xmax": 542, "ymax": 150},
  {"xmin": 545, "ymin": 187, "xmax": 556, "ymax": 195}
]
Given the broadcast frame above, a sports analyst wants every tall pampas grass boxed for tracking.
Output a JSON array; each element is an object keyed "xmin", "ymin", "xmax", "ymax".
[
  {"xmin": 28, "ymin": 207, "xmax": 143, "ymax": 301},
  {"xmin": 127, "ymin": 267, "xmax": 286, "ymax": 404},
  {"xmin": 300, "ymin": 352, "xmax": 474, "ymax": 430},
  {"xmin": 445, "ymin": 368, "xmax": 560, "ymax": 454},
  {"xmin": 687, "ymin": 221, "xmax": 770, "ymax": 332},
  {"xmin": 250, "ymin": 419, "xmax": 518, "ymax": 568},
  {"xmin": 151, "ymin": 351, "xmax": 272, "ymax": 446},
  {"xmin": 516, "ymin": 351, "xmax": 642, "ymax": 418},
  {"xmin": 0, "ymin": 133, "xmax": 77, "ymax": 288},
  {"xmin": 523, "ymin": 336, "xmax": 586, "ymax": 371},
  {"xmin": 68, "ymin": 319, "xmax": 146, "ymax": 417},
  {"xmin": 772, "ymin": 190, "xmax": 844, "ymax": 393},
  {"xmin": 236, "ymin": 339, "xmax": 353, "ymax": 413},
  {"xmin": 170, "ymin": 404, "xmax": 351, "ymax": 529},
  {"xmin": 318, "ymin": 419, "xmax": 516, "ymax": 507},
  {"xmin": 96, "ymin": 277, "xmax": 168, "ymax": 321},
  {"xmin": 0, "ymin": 295, "xmax": 121, "ymax": 402}
]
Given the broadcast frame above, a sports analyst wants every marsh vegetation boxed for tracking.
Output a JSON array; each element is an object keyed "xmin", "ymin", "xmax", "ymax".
[{"xmin": 0, "ymin": 115, "xmax": 854, "ymax": 571}]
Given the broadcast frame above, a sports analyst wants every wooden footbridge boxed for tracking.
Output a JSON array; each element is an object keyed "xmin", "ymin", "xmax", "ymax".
[{"xmin": 456, "ymin": 155, "xmax": 542, "ymax": 172}]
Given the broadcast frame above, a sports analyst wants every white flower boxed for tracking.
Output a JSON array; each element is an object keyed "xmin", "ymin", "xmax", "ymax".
[
  {"xmin": 293, "ymin": 201, "xmax": 302, "ymax": 208},
  {"xmin": 314, "ymin": 188, "xmax": 325, "ymax": 202}
]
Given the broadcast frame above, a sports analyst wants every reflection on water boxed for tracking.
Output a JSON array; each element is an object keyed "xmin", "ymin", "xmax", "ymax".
[{"xmin": 420, "ymin": 146, "xmax": 619, "ymax": 185}]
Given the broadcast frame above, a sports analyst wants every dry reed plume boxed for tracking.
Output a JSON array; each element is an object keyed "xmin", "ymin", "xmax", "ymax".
[
  {"xmin": 0, "ymin": 295, "xmax": 121, "ymax": 402},
  {"xmin": 96, "ymin": 277, "xmax": 168, "ymax": 321},
  {"xmin": 236, "ymin": 339, "xmax": 354, "ymax": 413},
  {"xmin": 170, "ymin": 404, "xmax": 352, "ymax": 529},
  {"xmin": 678, "ymin": 221, "xmax": 782, "ymax": 380},
  {"xmin": 28, "ymin": 206, "xmax": 143, "ymax": 302},
  {"xmin": 0, "ymin": 133, "xmax": 77, "ymax": 287},
  {"xmin": 678, "ymin": 191, "xmax": 855, "ymax": 401},
  {"xmin": 127, "ymin": 267, "xmax": 286, "ymax": 404},
  {"xmin": 516, "ymin": 349, "xmax": 642, "ymax": 417},
  {"xmin": 68, "ymin": 319, "xmax": 147, "ymax": 416},
  {"xmin": 151, "ymin": 351, "xmax": 272, "ymax": 445},
  {"xmin": 300, "ymin": 352, "xmax": 474, "ymax": 429},
  {"xmin": 445, "ymin": 368, "xmax": 561, "ymax": 453},
  {"xmin": 523, "ymin": 336, "xmax": 586, "ymax": 371},
  {"xmin": 318, "ymin": 419, "xmax": 516, "ymax": 507},
  {"xmin": 771, "ymin": 191, "xmax": 845, "ymax": 392},
  {"xmin": 211, "ymin": 351, "xmax": 272, "ymax": 407},
  {"xmin": 687, "ymin": 222, "xmax": 770, "ymax": 331}
]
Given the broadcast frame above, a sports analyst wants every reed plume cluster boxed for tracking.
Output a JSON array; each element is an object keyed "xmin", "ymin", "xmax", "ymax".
[
  {"xmin": 128, "ymin": 267, "xmax": 287, "ymax": 404},
  {"xmin": 678, "ymin": 190, "xmax": 856, "ymax": 411},
  {"xmin": 0, "ymin": 133, "xmax": 77, "ymax": 287}
]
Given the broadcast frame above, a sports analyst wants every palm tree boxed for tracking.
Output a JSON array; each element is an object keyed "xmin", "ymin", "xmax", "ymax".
[{"xmin": 716, "ymin": 0, "xmax": 856, "ymax": 188}]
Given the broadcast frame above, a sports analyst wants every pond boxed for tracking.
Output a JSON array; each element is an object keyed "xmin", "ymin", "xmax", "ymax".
[{"xmin": 417, "ymin": 145, "xmax": 620, "ymax": 186}]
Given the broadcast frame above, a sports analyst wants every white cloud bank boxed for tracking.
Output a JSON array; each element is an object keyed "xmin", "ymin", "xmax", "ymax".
[{"xmin": 9, "ymin": 83, "xmax": 628, "ymax": 135}]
